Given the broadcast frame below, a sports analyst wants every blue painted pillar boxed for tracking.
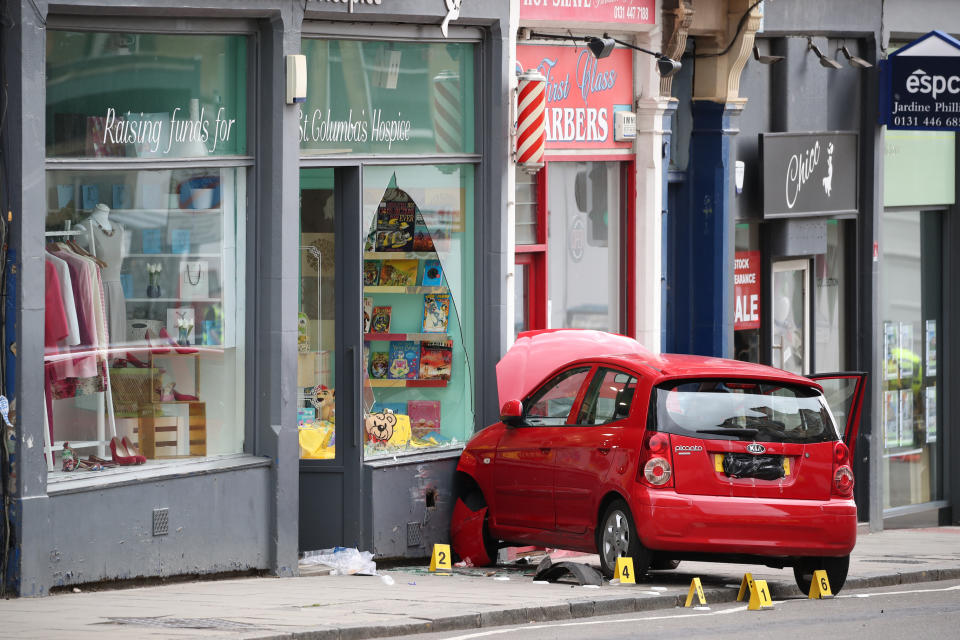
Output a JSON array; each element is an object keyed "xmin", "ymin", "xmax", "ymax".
[
  {"xmin": 670, "ymin": 101, "xmax": 740, "ymax": 357},
  {"xmin": 660, "ymin": 101, "xmax": 678, "ymax": 354}
]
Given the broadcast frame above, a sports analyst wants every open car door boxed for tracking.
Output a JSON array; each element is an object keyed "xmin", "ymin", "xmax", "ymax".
[{"xmin": 809, "ymin": 372, "xmax": 868, "ymax": 457}]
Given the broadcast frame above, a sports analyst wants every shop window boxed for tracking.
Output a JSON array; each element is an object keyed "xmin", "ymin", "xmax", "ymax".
[
  {"xmin": 515, "ymin": 168, "xmax": 539, "ymax": 245},
  {"xmin": 46, "ymin": 32, "xmax": 247, "ymax": 159},
  {"xmin": 299, "ymin": 40, "xmax": 474, "ymax": 156},
  {"xmin": 880, "ymin": 210, "xmax": 942, "ymax": 510},
  {"xmin": 814, "ymin": 220, "xmax": 847, "ymax": 371},
  {"xmin": 44, "ymin": 30, "xmax": 249, "ymax": 478},
  {"xmin": 734, "ymin": 223, "xmax": 761, "ymax": 363},
  {"xmin": 360, "ymin": 164, "xmax": 475, "ymax": 458},
  {"xmin": 547, "ymin": 162, "xmax": 621, "ymax": 331}
]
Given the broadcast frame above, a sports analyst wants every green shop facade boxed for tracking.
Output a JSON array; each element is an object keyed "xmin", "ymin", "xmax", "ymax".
[{"xmin": 1, "ymin": 0, "xmax": 511, "ymax": 595}]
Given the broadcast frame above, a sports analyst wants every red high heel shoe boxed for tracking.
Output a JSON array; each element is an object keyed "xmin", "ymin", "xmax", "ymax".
[
  {"xmin": 144, "ymin": 329, "xmax": 170, "ymax": 354},
  {"xmin": 159, "ymin": 327, "xmax": 198, "ymax": 354},
  {"xmin": 125, "ymin": 352, "xmax": 151, "ymax": 368},
  {"xmin": 122, "ymin": 436, "xmax": 147, "ymax": 464},
  {"xmin": 171, "ymin": 383, "xmax": 199, "ymax": 402},
  {"xmin": 110, "ymin": 437, "xmax": 138, "ymax": 465}
]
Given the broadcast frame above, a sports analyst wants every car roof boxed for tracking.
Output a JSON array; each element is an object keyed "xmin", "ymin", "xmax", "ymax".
[{"xmin": 592, "ymin": 352, "xmax": 819, "ymax": 387}]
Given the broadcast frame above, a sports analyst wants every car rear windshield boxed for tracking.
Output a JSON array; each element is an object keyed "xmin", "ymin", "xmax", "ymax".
[{"xmin": 649, "ymin": 379, "xmax": 839, "ymax": 444}]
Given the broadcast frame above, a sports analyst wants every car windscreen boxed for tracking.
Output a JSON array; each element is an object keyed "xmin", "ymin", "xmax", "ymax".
[{"xmin": 650, "ymin": 379, "xmax": 839, "ymax": 444}]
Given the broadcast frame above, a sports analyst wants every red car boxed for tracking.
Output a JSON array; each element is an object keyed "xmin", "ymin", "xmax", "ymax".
[{"xmin": 451, "ymin": 330, "xmax": 865, "ymax": 594}]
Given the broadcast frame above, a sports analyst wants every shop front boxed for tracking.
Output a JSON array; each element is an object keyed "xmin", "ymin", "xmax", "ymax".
[
  {"xmin": 514, "ymin": 1, "xmax": 665, "ymax": 348},
  {"xmin": 295, "ymin": 7, "xmax": 510, "ymax": 558},
  {"xmin": 3, "ymin": 0, "xmax": 510, "ymax": 595}
]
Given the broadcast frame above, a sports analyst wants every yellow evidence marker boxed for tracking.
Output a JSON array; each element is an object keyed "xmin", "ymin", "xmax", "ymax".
[
  {"xmin": 684, "ymin": 577, "xmax": 707, "ymax": 607},
  {"xmin": 808, "ymin": 569, "xmax": 834, "ymax": 599},
  {"xmin": 737, "ymin": 573, "xmax": 774, "ymax": 610},
  {"xmin": 614, "ymin": 557, "xmax": 635, "ymax": 584},
  {"xmin": 429, "ymin": 543, "xmax": 452, "ymax": 573}
]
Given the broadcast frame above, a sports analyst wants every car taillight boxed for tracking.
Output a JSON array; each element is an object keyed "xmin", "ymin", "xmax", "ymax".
[
  {"xmin": 831, "ymin": 441, "xmax": 854, "ymax": 497},
  {"xmin": 638, "ymin": 432, "xmax": 674, "ymax": 488},
  {"xmin": 833, "ymin": 466, "xmax": 855, "ymax": 497},
  {"xmin": 644, "ymin": 457, "xmax": 672, "ymax": 485}
]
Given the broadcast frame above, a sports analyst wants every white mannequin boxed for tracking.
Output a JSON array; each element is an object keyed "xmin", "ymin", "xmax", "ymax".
[{"xmin": 90, "ymin": 202, "xmax": 112, "ymax": 233}]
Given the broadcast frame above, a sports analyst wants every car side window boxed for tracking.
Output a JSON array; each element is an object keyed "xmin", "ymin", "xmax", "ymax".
[
  {"xmin": 577, "ymin": 369, "xmax": 638, "ymax": 425},
  {"xmin": 525, "ymin": 367, "xmax": 592, "ymax": 426}
]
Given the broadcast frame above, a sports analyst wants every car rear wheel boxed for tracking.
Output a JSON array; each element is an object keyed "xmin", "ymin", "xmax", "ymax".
[
  {"xmin": 597, "ymin": 499, "xmax": 651, "ymax": 579},
  {"xmin": 793, "ymin": 555, "xmax": 849, "ymax": 595}
]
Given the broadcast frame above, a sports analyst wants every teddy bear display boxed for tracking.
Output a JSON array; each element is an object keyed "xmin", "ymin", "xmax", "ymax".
[{"xmin": 311, "ymin": 385, "xmax": 335, "ymax": 422}]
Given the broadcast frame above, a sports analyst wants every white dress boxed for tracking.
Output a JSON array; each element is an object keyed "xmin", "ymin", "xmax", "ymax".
[{"xmin": 91, "ymin": 221, "xmax": 127, "ymax": 345}]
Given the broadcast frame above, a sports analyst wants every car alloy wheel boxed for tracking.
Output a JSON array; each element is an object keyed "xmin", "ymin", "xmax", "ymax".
[{"xmin": 597, "ymin": 499, "xmax": 650, "ymax": 578}]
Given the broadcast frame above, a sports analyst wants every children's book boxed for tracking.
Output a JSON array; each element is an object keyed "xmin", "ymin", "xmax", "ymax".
[
  {"xmin": 363, "ymin": 260, "xmax": 381, "ymax": 286},
  {"xmin": 407, "ymin": 400, "xmax": 441, "ymax": 439},
  {"xmin": 421, "ymin": 259, "xmax": 443, "ymax": 286},
  {"xmin": 375, "ymin": 229, "xmax": 413, "ymax": 252},
  {"xmin": 380, "ymin": 259, "xmax": 418, "ymax": 286},
  {"xmin": 412, "ymin": 225, "xmax": 435, "ymax": 251},
  {"xmin": 419, "ymin": 341, "xmax": 452, "ymax": 381},
  {"xmin": 376, "ymin": 200, "xmax": 416, "ymax": 231},
  {"xmin": 422, "ymin": 293, "xmax": 451, "ymax": 333},
  {"xmin": 373, "ymin": 401, "xmax": 408, "ymax": 416},
  {"xmin": 363, "ymin": 297, "xmax": 373, "ymax": 333},
  {"xmin": 388, "ymin": 341, "xmax": 420, "ymax": 380},
  {"xmin": 369, "ymin": 351, "xmax": 389, "ymax": 379},
  {"xmin": 370, "ymin": 305, "xmax": 392, "ymax": 334}
]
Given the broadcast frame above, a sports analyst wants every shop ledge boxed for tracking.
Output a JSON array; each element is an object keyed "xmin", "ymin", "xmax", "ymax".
[
  {"xmin": 364, "ymin": 251, "xmax": 437, "ymax": 260},
  {"xmin": 46, "ymin": 453, "xmax": 271, "ymax": 496},
  {"xmin": 364, "ymin": 332, "xmax": 451, "ymax": 342},
  {"xmin": 365, "ymin": 285, "xmax": 447, "ymax": 294}
]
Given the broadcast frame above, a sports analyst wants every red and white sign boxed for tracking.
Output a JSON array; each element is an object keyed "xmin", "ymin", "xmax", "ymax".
[
  {"xmin": 734, "ymin": 251, "xmax": 761, "ymax": 331},
  {"xmin": 517, "ymin": 45, "xmax": 633, "ymax": 150},
  {"xmin": 520, "ymin": 0, "xmax": 654, "ymax": 25}
]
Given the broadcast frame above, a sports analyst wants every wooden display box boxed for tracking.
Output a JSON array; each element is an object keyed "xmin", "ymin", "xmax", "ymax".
[{"xmin": 135, "ymin": 402, "xmax": 207, "ymax": 458}]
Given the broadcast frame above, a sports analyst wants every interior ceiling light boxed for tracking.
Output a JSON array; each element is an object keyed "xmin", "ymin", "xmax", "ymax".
[
  {"xmin": 752, "ymin": 44, "xmax": 784, "ymax": 64},
  {"xmin": 841, "ymin": 45, "xmax": 873, "ymax": 68},
  {"xmin": 808, "ymin": 38, "xmax": 842, "ymax": 69}
]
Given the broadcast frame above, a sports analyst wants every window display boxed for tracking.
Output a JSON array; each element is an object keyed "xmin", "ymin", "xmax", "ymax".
[
  {"xmin": 880, "ymin": 209, "xmax": 942, "ymax": 509},
  {"xmin": 361, "ymin": 165, "xmax": 475, "ymax": 458},
  {"xmin": 43, "ymin": 30, "xmax": 249, "ymax": 478}
]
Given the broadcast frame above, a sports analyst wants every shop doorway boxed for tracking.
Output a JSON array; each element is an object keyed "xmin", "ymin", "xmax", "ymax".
[{"xmin": 771, "ymin": 259, "xmax": 810, "ymax": 375}]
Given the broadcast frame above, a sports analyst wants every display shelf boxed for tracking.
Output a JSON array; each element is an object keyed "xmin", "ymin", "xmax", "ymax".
[
  {"xmin": 368, "ymin": 379, "xmax": 448, "ymax": 388},
  {"xmin": 126, "ymin": 297, "xmax": 221, "ymax": 303},
  {"xmin": 364, "ymin": 251, "xmax": 436, "ymax": 260},
  {"xmin": 364, "ymin": 332, "xmax": 451, "ymax": 342},
  {"xmin": 364, "ymin": 285, "xmax": 447, "ymax": 294},
  {"xmin": 126, "ymin": 253, "xmax": 221, "ymax": 258}
]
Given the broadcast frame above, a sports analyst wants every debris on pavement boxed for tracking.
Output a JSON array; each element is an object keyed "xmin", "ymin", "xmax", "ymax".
[{"xmin": 533, "ymin": 556, "xmax": 603, "ymax": 587}]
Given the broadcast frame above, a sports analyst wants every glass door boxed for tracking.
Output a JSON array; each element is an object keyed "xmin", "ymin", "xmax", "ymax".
[
  {"xmin": 771, "ymin": 259, "xmax": 810, "ymax": 374},
  {"xmin": 297, "ymin": 168, "xmax": 337, "ymax": 460}
]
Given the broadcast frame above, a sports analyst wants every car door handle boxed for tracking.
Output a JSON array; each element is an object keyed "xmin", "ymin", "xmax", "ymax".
[
  {"xmin": 597, "ymin": 447, "xmax": 611, "ymax": 455},
  {"xmin": 540, "ymin": 447, "xmax": 551, "ymax": 454}
]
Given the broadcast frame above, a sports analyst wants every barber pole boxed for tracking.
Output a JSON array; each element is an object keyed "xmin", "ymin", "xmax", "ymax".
[
  {"xmin": 516, "ymin": 69, "xmax": 546, "ymax": 173},
  {"xmin": 433, "ymin": 71, "xmax": 463, "ymax": 153}
]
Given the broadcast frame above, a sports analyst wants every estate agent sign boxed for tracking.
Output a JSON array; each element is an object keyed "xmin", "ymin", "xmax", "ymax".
[
  {"xmin": 879, "ymin": 30, "xmax": 960, "ymax": 132},
  {"xmin": 760, "ymin": 132, "xmax": 858, "ymax": 218}
]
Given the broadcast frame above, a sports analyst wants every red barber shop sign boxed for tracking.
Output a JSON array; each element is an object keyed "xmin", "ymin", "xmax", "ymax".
[
  {"xmin": 517, "ymin": 44, "xmax": 634, "ymax": 150},
  {"xmin": 520, "ymin": 0, "xmax": 654, "ymax": 25}
]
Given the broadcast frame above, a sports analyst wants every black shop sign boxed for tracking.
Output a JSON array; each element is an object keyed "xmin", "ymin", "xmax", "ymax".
[{"xmin": 760, "ymin": 132, "xmax": 858, "ymax": 219}]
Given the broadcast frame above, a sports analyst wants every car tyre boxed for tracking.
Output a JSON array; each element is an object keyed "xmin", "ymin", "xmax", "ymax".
[
  {"xmin": 597, "ymin": 499, "xmax": 651, "ymax": 579},
  {"xmin": 793, "ymin": 555, "xmax": 849, "ymax": 595},
  {"xmin": 457, "ymin": 490, "xmax": 498, "ymax": 566}
]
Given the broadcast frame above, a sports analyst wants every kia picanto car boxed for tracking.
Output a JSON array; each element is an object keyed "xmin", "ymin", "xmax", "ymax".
[{"xmin": 450, "ymin": 330, "xmax": 865, "ymax": 594}]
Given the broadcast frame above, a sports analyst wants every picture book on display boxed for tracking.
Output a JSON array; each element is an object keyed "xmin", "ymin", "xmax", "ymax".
[
  {"xmin": 419, "ymin": 341, "xmax": 452, "ymax": 381},
  {"xmin": 379, "ymin": 259, "xmax": 418, "ymax": 286},
  {"xmin": 377, "ymin": 200, "xmax": 416, "ymax": 231},
  {"xmin": 363, "ymin": 297, "xmax": 373, "ymax": 333},
  {"xmin": 388, "ymin": 340, "xmax": 420, "ymax": 380},
  {"xmin": 408, "ymin": 400, "xmax": 441, "ymax": 438},
  {"xmin": 413, "ymin": 225, "xmax": 435, "ymax": 251},
  {"xmin": 375, "ymin": 229, "xmax": 413, "ymax": 252},
  {"xmin": 422, "ymin": 293, "xmax": 450, "ymax": 333},
  {"xmin": 363, "ymin": 260, "xmax": 381, "ymax": 286},
  {"xmin": 370, "ymin": 305, "xmax": 392, "ymax": 333},
  {"xmin": 369, "ymin": 351, "xmax": 389, "ymax": 379},
  {"xmin": 421, "ymin": 259, "xmax": 443, "ymax": 286}
]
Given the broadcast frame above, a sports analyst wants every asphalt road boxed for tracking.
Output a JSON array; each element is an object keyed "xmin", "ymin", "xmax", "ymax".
[{"xmin": 390, "ymin": 579, "xmax": 960, "ymax": 640}]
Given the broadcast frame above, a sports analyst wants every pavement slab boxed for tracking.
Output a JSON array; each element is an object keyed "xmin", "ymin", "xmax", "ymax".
[{"xmin": 1, "ymin": 527, "xmax": 958, "ymax": 639}]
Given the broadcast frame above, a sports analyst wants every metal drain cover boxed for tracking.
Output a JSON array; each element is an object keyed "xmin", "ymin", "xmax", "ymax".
[{"xmin": 105, "ymin": 617, "xmax": 265, "ymax": 631}]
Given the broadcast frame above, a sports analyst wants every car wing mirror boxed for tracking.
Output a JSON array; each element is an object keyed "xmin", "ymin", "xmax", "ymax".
[{"xmin": 500, "ymin": 399, "xmax": 525, "ymax": 427}]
